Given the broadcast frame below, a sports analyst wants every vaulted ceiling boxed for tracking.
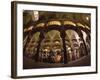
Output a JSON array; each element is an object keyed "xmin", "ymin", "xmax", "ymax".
[{"xmin": 23, "ymin": 10, "xmax": 91, "ymax": 29}]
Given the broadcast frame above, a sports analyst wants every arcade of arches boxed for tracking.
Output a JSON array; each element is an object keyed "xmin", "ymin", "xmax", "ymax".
[{"xmin": 23, "ymin": 11, "xmax": 91, "ymax": 69}]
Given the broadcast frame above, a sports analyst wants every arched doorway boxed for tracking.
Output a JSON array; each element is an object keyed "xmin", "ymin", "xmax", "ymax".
[
  {"xmin": 24, "ymin": 32, "xmax": 40, "ymax": 58},
  {"xmin": 38, "ymin": 30, "xmax": 63, "ymax": 63}
]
